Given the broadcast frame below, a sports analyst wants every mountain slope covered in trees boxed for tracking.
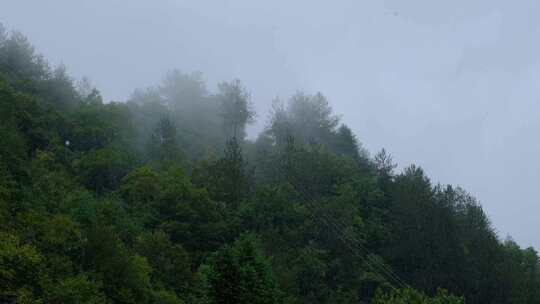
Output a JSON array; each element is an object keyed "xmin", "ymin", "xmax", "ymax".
[{"xmin": 1, "ymin": 25, "xmax": 539, "ymax": 304}]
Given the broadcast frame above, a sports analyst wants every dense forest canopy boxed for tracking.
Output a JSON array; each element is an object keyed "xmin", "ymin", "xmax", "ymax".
[{"xmin": 1, "ymin": 24, "xmax": 539, "ymax": 304}]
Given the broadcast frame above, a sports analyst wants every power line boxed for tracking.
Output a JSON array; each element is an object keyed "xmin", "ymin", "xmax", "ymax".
[
  {"xmin": 286, "ymin": 178, "xmax": 407, "ymax": 289},
  {"xmin": 274, "ymin": 162, "xmax": 410, "ymax": 290}
]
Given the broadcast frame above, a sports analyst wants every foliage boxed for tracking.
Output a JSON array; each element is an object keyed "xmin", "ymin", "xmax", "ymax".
[
  {"xmin": 0, "ymin": 25, "xmax": 539, "ymax": 304},
  {"xmin": 217, "ymin": 79, "xmax": 255, "ymax": 140},
  {"xmin": 0, "ymin": 232, "xmax": 42, "ymax": 297},
  {"xmin": 201, "ymin": 234, "xmax": 282, "ymax": 304}
]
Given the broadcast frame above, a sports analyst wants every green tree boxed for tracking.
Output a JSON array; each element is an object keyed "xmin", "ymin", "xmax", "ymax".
[
  {"xmin": 202, "ymin": 234, "xmax": 282, "ymax": 304},
  {"xmin": 120, "ymin": 166, "xmax": 162, "ymax": 226},
  {"xmin": 135, "ymin": 231, "xmax": 191, "ymax": 294},
  {"xmin": 84, "ymin": 226, "xmax": 152, "ymax": 303},
  {"xmin": 46, "ymin": 274, "xmax": 106, "ymax": 304},
  {"xmin": 157, "ymin": 167, "xmax": 228, "ymax": 263},
  {"xmin": 218, "ymin": 79, "xmax": 255, "ymax": 139},
  {"xmin": 266, "ymin": 92, "xmax": 339, "ymax": 148},
  {"xmin": 198, "ymin": 137, "xmax": 251, "ymax": 207},
  {"xmin": 0, "ymin": 232, "xmax": 42, "ymax": 300},
  {"xmin": 75, "ymin": 147, "xmax": 137, "ymax": 194},
  {"xmin": 149, "ymin": 116, "xmax": 184, "ymax": 165}
]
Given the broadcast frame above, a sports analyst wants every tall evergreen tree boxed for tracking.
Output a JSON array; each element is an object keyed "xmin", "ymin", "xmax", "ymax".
[
  {"xmin": 218, "ymin": 79, "xmax": 255, "ymax": 140},
  {"xmin": 202, "ymin": 234, "xmax": 282, "ymax": 304}
]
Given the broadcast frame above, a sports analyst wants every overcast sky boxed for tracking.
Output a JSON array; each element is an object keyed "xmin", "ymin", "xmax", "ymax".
[{"xmin": 3, "ymin": 0, "xmax": 539, "ymax": 249}]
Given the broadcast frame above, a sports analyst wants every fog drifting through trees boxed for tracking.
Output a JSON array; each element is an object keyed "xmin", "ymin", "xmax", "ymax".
[
  {"xmin": 1, "ymin": 2, "xmax": 540, "ymax": 303},
  {"xmin": 3, "ymin": 1, "xmax": 540, "ymax": 251}
]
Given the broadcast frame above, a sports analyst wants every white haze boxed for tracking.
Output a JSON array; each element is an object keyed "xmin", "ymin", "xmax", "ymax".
[{"xmin": 2, "ymin": 0, "xmax": 540, "ymax": 249}]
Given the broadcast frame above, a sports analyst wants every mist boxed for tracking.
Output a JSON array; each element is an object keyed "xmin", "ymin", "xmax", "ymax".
[{"xmin": 3, "ymin": 0, "xmax": 540, "ymax": 257}]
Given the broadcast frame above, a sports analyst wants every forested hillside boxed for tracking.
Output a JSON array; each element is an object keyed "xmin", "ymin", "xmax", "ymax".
[{"xmin": 1, "ymin": 25, "xmax": 539, "ymax": 304}]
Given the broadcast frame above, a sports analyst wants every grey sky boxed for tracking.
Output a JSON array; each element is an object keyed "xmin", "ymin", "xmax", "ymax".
[{"xmin": 3, "ymin": 0, "xmax": 539, "ymax": 249}]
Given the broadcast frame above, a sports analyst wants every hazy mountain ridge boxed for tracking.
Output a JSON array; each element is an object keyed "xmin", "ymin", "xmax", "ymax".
[{"xmin": 0, "ymin": 25, "xmax": 538, "ymax": 304}]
